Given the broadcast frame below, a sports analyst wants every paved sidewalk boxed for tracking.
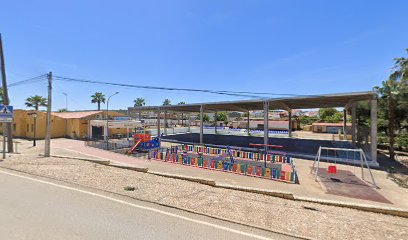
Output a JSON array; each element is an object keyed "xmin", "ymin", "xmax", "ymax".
[{"xmin": 52, "ymin": 139, "xmax": 408, "ymax": 209}]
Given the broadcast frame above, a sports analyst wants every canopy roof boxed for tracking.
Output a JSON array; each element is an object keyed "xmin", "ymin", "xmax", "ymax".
[{"xmin": 128, "ymin": 91, "xmax": 375, "ymax": 113}]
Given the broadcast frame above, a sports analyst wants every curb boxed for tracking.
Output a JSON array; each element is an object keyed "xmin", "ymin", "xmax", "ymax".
[
  {"xmin": 44, "ymin": 154, "xmax": 110, "ymax": 165},
  {"xmin": 215, "ymin": 183, "xmax": 295, "ymax": 199},
  {"xmin": 110, "ymin": 164, "xmax": 148, "ymax": 173},
  {"xmin": 148, "ymin": 171, "xmax": 216, "ymax": 186},
  {"xmin": 294, "ymin": 196, "xmax": 408, "ymax": 218},
  {"xmin": 49, "ymin": 154, "xmax": 149, "ymax": 173}
]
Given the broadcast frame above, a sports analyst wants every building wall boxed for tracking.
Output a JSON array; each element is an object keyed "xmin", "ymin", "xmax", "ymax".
[{"xmin": 2, "ymin": 110, "xmax": 128, "ymax": 139}]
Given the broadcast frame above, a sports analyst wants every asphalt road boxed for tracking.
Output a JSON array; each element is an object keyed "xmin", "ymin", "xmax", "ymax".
[{"xmin": 0, "ymin": 169, "xmax": 299, "ymax": 240}]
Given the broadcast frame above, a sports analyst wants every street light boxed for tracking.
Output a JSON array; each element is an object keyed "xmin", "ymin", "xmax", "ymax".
[
  {"xmin": 106, "ymin": 92, "xmax": 119, "ymax": 150},
  {"xmin": 28, "ymin": 111, "xmax": 37, "ymax": 147}
]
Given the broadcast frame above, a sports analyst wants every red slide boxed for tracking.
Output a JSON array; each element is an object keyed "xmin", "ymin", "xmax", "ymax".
[{"xmin": 128, "ymin": 139, "xmax": 142, "ymax": 154}]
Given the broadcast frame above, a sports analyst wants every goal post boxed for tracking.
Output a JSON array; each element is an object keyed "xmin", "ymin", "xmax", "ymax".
[{"xmin": 311, "ymin": 146, "xmax": 377, "ymax": 188}]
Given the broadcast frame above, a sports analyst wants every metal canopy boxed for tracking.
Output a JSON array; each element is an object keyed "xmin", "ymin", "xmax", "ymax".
[{"xmin": 128, "ymin": 91, "xmax": 375, "ymax": 113}]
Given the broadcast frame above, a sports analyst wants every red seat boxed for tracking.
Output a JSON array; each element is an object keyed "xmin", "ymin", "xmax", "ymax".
[{"xmin": 327, "ymin": 165, "xmax": 337, "ymax": 174}]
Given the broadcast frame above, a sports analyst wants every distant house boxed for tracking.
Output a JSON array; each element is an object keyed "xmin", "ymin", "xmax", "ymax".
[
  {"xmin": 231, "ymin": 120, "xmax": 298, "ymax": 130},
  {"xmin": 312, "ymin": 122, "xmax": 351, "ymax": 134}
]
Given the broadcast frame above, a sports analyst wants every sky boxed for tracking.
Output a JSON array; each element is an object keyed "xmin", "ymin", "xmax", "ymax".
[{"xmin": 1, "ymin": 0, "xmax": 407, "ymax": 111}]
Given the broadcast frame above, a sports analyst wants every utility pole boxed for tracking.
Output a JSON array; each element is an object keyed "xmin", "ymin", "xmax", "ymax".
[
  {"xmin": 0, "ymin": 34, "xmax": 13, "ymax": 153},
  {"xmin": 44, "ymin": 72, "xmax": 52, "ymax": 157}
]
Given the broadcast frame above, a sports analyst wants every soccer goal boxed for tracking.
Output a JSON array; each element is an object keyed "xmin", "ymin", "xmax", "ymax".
[{"xmin": 310, "ymin": 146, "xmax": 377, "ymax": 188}]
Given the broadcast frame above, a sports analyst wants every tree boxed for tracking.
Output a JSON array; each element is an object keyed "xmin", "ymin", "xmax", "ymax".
[
  {"xmin": 215, "ymin": 112, "xmax": 228, "ymax": 125},
  {"xmin": 133, "ymin": 98, "xmax": 146, "ymax": 120},
  {"xmin": 318, "ymin": 108, "xmax": 343, "ymax": 123},
  {"xmin": 178, "ymin": 102, "xmax": 186, "ymax": 125},
  {"xmin": 58, "ymin": 108, "xmax": 67, "ymax": 112},
  {"xmin": 25, "ymin": 95, "xmax": 47, "ymax": 110},
  {"xmin": 91, "ymin": 92, "xmax": 105, "ymax": 110},
  {"xmin": 163, "ymin": 99, "xmax": 171, "ymax": 106},
  {"xmin": 375, "ymin": 49, "xmax": 408, "ymax": 160},
  {"xmin": 196, "ymin": 114, "xmax": 210, "ymax": 122},
  {"xmin": 133, "ymin": 98, "xmax": 145, "ymax": 107}
]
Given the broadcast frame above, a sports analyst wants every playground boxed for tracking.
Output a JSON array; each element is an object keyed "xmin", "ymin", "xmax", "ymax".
[{"xmin": 78, "ymin": 90, "xmax": 408, "ymax": 207}]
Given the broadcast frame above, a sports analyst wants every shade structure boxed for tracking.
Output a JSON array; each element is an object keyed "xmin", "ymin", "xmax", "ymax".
[{"xmin": 128, "ymin": 91, "xmax": 375, "ymax": 113}]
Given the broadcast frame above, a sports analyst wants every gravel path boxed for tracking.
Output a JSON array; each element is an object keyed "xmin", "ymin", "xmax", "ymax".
[{"xmin": 1, "ymin": 154, "xmax": 407, "ymax": 240}]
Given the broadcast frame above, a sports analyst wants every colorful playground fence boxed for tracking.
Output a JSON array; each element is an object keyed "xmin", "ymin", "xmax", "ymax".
[
  {"xmin": 148, "ymin": 145, "xmax": 297, "ymax": 184},
  {"xmin": 177, "ymin": 144, "xmax": 292, "ymax": 163}
]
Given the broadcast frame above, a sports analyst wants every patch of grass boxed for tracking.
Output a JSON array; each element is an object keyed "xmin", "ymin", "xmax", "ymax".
[{"xmin": 124, "ymin": 186, "xmax": 136, "ymax": 191}]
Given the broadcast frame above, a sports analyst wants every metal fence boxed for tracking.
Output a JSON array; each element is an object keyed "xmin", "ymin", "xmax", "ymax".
[{"xmin": 85, "ymin": 139, "xmax": 133, "ymax": 151}]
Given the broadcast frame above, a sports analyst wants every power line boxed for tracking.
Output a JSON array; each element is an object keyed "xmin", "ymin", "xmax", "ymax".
[
  {"xmin": 8, "ymin": 74, "xmax": 48, "ymax": 88},
  {"xmin": 54, "ymin": 75, "xmax": 319, "ymax": 98},
  {"xmin": 53, "ymin": 75, "xmax": 266, "ymax": 98}
]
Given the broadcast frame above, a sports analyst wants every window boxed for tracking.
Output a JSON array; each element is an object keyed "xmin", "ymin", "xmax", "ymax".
[
  {"xmin": 27, "ymin": 124, "xmax": 29, "ymax": 132},
  {"xmin": 13, "ymin": 124, "xmax": 16, "ymax": 131},
  {"xmin": 31, "ymin": 124, "xmax": 34, "ymax": 132}
]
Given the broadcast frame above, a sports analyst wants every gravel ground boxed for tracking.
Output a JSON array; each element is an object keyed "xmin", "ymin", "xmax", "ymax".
[{"xmin": 1, "ymin": 152, "xmax": 407, "ymax": 240}]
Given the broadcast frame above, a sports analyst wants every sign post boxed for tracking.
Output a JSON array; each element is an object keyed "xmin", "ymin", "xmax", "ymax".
[{"xmin": 0, "ymin": 104, "xmax": 13, "ymax": 159}]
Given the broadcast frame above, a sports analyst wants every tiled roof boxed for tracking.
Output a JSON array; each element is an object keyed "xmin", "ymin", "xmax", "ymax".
[{"xmin": 52, "ymin": 111, "xmax": 104, "ymax": 119}]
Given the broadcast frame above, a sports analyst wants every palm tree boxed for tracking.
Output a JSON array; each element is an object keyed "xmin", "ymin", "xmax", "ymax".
[
  {"xmin": 134, "ymin": 98, "xmax": 145, "ymax": 107},
  {"xmin": 177, "ymin": 102, "xmax": 186, "ymax": 125},
  {"xmin": 91, "ymin": 92, "xmax": 105, "ymax": 110},
  {"xmin": 163, "ymin": 99, "xmax": 171, "ymax": 106},
  {"xmin": 133, "ymin": 98, "xmax": 145, "ymax": 120},
  {"xmin": 25, "ymin": 95, "xmax": 47, "ymax": 110},
  {"xmin": 376, "ymin": 49, "xmax": 408, "ymax": 160}
]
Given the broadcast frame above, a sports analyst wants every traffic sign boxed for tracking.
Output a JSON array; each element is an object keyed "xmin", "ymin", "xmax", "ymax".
[{"xmin": 0, "ymin": 104, "xmax": 13, "ymax": 122}]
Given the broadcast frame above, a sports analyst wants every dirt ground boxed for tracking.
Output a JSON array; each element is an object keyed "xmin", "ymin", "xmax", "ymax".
[{"xmin": 1, "ymin": 138, "xmax": 408, "ymax": 240}]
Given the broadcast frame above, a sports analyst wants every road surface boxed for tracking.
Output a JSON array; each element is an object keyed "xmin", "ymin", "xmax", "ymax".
[{"xmin": 0, "ymin": 169, "xmax": 298, "ymax": 240}]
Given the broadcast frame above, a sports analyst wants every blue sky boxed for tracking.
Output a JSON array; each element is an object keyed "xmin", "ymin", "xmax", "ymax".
[{"xmin": 1, "ymin": 0, "xmax": 407, "ymax": 111}]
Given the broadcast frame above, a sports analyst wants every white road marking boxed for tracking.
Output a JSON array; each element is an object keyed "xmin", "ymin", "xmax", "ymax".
[{"xmin": 0, "ymin": 169, "xmax": 274, "ymax": 240}]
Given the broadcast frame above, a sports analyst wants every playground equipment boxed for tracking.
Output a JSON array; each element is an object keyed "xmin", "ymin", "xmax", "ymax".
[
  {"xmin": 311, "ymin": 146, "xmax": 377, "ymax": 188},
  {"xmin": 127, "ymin": 131, "xmax": 160, "ymax": 154}
]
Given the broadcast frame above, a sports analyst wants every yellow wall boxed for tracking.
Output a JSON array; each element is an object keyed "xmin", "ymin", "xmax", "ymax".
[{"xmin": 2, "ymin": 110, "xmax": 127, "ymax": 139}]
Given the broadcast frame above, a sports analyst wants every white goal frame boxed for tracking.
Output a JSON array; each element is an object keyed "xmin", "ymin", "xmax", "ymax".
[{"xmin": 311, "ymin": 146, "xmax": 377, "ymax": 188}]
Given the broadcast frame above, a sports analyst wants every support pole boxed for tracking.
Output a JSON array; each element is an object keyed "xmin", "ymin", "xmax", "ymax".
[
  {"xmin": 263, "ymin": 101, "xmax": 269, "ymax": 167},
  {"xmin": 247, "ymin": 111, "xmax": 250, "ymax": 136},
  {"xmin": 351, "ymin": 103, "xmax": 356, "ymax": 147},
  {"xmin": 89, "ymin": 120, "xmax": 92, "ymax": 140},
  {"xmin": 343, "ymin": 109, "xmax": 347, "ymax": 140},
  {"xmin": 164, "ymin": 110, "xmax": 167, "ymax": 135},
  {"xmin": 103, "ymin": 124, "xmax": 108, "ymax": 141},
  {"xmin": 200, "ymin": 105, "xmax": 204, "ymax": 145},
  {"xmin": 214, "ymin": 111, "xmax": 218, "ymax": 134},
  {"xmin": 157, "ymin": 107, "xmax": 161, "ymax": 138},
  {"xmin": 0, "ymin": 34, "xmax": 13, "ymax": 153},
  {"xmin": 370, "ymin": 96, "xmax": 378, "ymax": 164},
  {"xmin": 44, "ymin": 72, "xmax": 52, "ymax": 157},
  {"xmin": 188, "ymin": 113, "xmax": 191, "ymax": 133},
  {"xmin": 288, "ymin": 110, "xmax": 292, "ymax": 138}
]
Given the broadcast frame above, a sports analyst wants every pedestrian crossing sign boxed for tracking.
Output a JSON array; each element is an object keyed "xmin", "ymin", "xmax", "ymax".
[{"xmin": 0, "ymin": 104, "xmax": 13, "ymax": 122}]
